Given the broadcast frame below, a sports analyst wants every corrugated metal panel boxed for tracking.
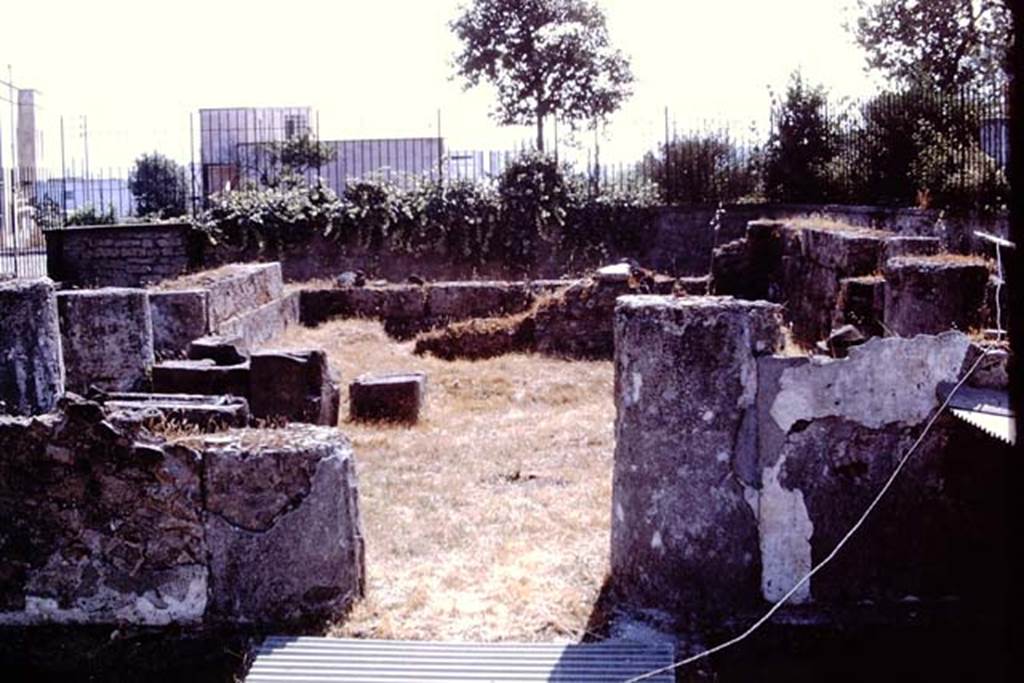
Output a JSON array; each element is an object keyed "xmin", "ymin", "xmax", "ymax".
[
  {"xmin": 943, "ymin": 385, "xmax": 1015, "ymax": 445},
  {"xmin": 246, "ymin": 636, "xmax": 675, "ymax": 682}
]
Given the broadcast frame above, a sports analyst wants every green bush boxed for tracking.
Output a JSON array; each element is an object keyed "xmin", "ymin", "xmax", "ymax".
[
  {"xmin": 66, "ymin": 204, "xmax": 116, "ymax": 226},
  {"xmin": 562, "ymin": 179, "xmax": 660, "ymax": 266},
  {"xmin": 496, "ymin": 151, "xmax": 572, "ymax": 267},
  {"xmin": 197, "ymin": 177, "xmax": 342, "ymax": 251}
]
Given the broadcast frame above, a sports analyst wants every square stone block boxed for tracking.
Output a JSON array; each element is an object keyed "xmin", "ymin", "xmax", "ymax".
[{"xmin": 349, "ymin": 372, "xmax": 426, "ymax": 424}]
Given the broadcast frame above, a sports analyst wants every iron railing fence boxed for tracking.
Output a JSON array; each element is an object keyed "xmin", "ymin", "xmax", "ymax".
[{"xmin": 2, "ymin": 85, "xmax": 1011, "ymax": 278}]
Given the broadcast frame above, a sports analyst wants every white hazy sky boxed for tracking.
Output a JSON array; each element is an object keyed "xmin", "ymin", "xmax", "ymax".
[{"xmin": 1, "ymin": 0, "xmax": 884, "ymax": 168}]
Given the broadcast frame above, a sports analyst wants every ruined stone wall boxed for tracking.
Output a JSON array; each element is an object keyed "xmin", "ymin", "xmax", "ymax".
[
  {"xmin": 45, "ymin": 223, "xmax": 195, "ymax": 288},
  {"xmin": 0, "ymin": 278, "xmax": 64, "ymax": 416},
  {"xmin": 0, "ymin": 397, "xmax": 363, "ymax": 628},
  {"xmin": 714, "ymin": 220, "xmax": 993, "ymax": 344},
  {"xmin": 42, "ymin": 207, "xmax": 1006, "ymax": 286},
  {"xmin": 611, "ymin": 296, "xmax": 1010, "ymax": 618}
]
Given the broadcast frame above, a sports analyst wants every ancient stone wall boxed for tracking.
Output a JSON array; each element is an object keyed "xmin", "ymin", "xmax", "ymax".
[
  {"xmin": 0, "ymin": 397, "xmax": 363, "ymax": 628},
  {"xmin": 0, "ymin": 277, "xmax": 64, "ymax": 416},
  {"xmin": 611, "ymin": 298, "xmax": 1010, "ymax": 618},
  {"xmin": 45, "ymin": 223, "xmax": 195, "ymax": 288},
  {"xmin": 45, "ymin": 207, "xmax": 1002, "ymax": 288},
  {"xmin": 610, "ymin": 296, "xmax": 784, "ymax": 614}
]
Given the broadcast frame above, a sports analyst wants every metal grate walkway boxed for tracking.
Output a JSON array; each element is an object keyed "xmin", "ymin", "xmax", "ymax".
[{"xmin": 246, "ymin": 636, "xmax": 675, "ymax": 682}]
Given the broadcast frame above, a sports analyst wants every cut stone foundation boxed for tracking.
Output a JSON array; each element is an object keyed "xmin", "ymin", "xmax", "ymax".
[
  {"xmin": 57, "ymin": 288, "xmax": 155, "ymax": 393},
  {"xmin": 0, "ymin": 277, "xmax": 65, "ymax": 416}
]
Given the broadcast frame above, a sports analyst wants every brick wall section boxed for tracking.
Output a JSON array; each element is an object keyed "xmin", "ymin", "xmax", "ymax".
[{"xmin": 45, "ymin": 223, "xmax": 195, "ymax": 288}]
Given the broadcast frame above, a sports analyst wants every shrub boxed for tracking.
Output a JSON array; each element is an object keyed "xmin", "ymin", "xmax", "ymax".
[
  {"xmin": 412, "ymin": 180, "xmax": 500, "ymax": 264},
  {"xmin": 764, "ymin": 72, "xmax": 839, "ymax": 203},
  {"xmin": 329, "ymin": 177, "xmax": 417, "ymax": 251},
  {"xmin": 496, "ymin": 151, "xmax": 573, "ymax": 267},
  {"xmin": 562, "ymin": 179, "xmax": 660, "ymax": 266},
  {"xmin": 197, "ymin": 178, "xmax": 342, "ymax": 251},
  {"xmin": 66, "ymin": 204, "xmax": 116, "ymax": 226},
  {"xmin": 129, "ymin": 152, "xmax": 189, "ymax": 218},
  {"xmin": 642, "ymin": 133, "xmax": 761, "ymax": 204}
]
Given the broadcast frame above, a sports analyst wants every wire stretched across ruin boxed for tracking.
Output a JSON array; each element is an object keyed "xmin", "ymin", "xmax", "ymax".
[{"xmin": 625, "ymin": 346, "xmax": 997, "ymax": 682}]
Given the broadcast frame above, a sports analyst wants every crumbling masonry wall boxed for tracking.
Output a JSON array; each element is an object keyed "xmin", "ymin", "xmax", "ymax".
[
  {"xmin": 611, "ymin": 296, "xmax": 1009, "ymax": 617},
  {"xmin": 0, "ymin": 397, "xmax": 363, "ymax": 628}
]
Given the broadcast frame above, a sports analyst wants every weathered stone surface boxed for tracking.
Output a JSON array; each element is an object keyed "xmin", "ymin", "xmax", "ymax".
[
  {"xmin": 754, "ymin": 332, "xmax": 999, "ymax": 603},
  {"xmin": 190, "ymin": 426, "xmax": 363, "ymax": 626},
  {"xmin": 709, "ymin": 238, "xmax": 750, "ymax": 298},
  {"xmin": 882, "ymin": 235, "xmax": 942, "ymax": 260},
  {"xmin": 883, "ymin": 256, "xmax": 989, "ymax": 336},
  {"xmin": 151, "ymin": 359, "xmax": 250, "ymax": 399},
  {"xmin": 833, "ymin": 275, "xmax": 885, "ymax": 338},
  {"xmin": 100, "ymin": 392, "xmax": 250, "ymax": 431},
  {"xmin": 161, "ymin": 263, "xmax": 283, "ymax": 329},
  {"xmin": 611, "ymin": 295, "xmax": 784, "ymax": 614},
  {"xmin": 673, "ymin": 275, "xmax": 711, "ymax": 296},
  {"xmin": 249, "ymin": 350, "xmax": 340, "ymax": 426},
  {"xmin": 534, "ymin": 279, "xmax": 635, "ymax": 359},
  {"xmin": 57, "ymin": 288, "xmax": 155, "ymax": 393},
  {"xmin": 0, "ymin": 396, "xmax": 207, "ymax": 625},
  {"xmin": 349, "ymin": 372, "xmax": 426, "ymax": 424},
  {"xmin": 799, "ymin": 225, "xmax": 888, "ymax": 274},
  {"xmin": 0, "ymin": 277, "xmax": 65, "ymax": 415},
  {"xmin": 214, "ymin": 291, "xmax": 300, "ymax": 350},
  {"xmin": 187, "ymin": 334, "xmax": 249, "ymax": 366},
  {"xmin": 149, "ymin": 289, "xmax": 210, "ymax": 360}
]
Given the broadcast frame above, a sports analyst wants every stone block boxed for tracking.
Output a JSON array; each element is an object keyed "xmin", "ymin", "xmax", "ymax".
[
  {"xmin": 203, "ymin": 263, "xmax": 284, "ymax": 328},
  {"xmin": 57, "ymin": 288, "xmax": 155, "ymax": 393},
  {"xmin": 249, "ymin": 349, "xmax": 340, "ymax": 426},
  {"xmin": 349, "ymin": 372, "xmax": 426, "ymax": 424},
  {"xmin": 611, "ymin": 295, "xmax": 783, "ymax": 614},
  {"xmin": 192, "ymin": 426, "xmax": 363, "ymax": 626},
  {"xmin": 0, "ymin": 277, "xmax": 64, "ymax": 415},
  {"xmin": 101, "ymin": 392, "xmax": 250, "ymax": 431},
  {"xmin": 187, "ymin": 334, "xmax": 249, "ymax": 366},
  {"xmin": 213, "ymin": 291, "xmax": 299, "ymax": 350},
  {"xmin": 149, "ymin": 289, "xmax": 210, "ymax": 360},
  {"xmin": 799, "ymin": 224, "xmax": 888, "ymax": 275},
  {"xmin": 0, "ymin": 396, "xmax": 207, "ymax": 625},
  {"xmin": 883, "ymin": 256, "xmax": 989, "ymax": 336},
  {"xmin": 151, "ymin": 359, "xmax": 250, "ymax": 399}
]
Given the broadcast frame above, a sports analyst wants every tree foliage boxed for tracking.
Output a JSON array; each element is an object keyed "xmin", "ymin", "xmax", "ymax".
[
  {"xmin": 642, "ymin": 133, "xmax": 761, "ymax": 204},
  {"xmin": 266, "ymin": 133, "xmax": 336, "ymax": 176},
  {"xmin": 451, "ymin": 0, "xmax": 633, "ymax": 150},
  {"xmin": 763, "ymin": 72, "xmax": 838, "ymax": 203},
  {"xmin": 852, "ymin": 0, "xmax": 1010, "ymax": 90},
  {"xmin": 128, "ymin": 152, "xmax": 189, "ymax": 218}
]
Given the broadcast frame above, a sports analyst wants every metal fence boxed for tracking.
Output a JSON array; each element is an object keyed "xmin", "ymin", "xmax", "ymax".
[{"xmin": 0, "ymin": 86, "xmax": 1011, "ymax": 278}]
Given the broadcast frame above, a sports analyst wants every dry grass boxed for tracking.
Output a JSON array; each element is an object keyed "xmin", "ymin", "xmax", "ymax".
[
  {"xmin": 273, "ymin": 319, "xmax": 615, "ymax": 643},
  {"xmin": 786, "ymin": 216, "xmax": 893, "ymax": 237}
]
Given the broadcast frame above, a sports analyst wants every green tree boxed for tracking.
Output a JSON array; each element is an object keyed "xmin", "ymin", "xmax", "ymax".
[
  {"xmin": 852, "ymin": 0, "xmax": 1010, "ymax": 90},
  {"xmin": 128, "ymin": 152, "xmax": 189, "ymax": 217},
  {"xmin": 267, "ymin": 133, "xmax": 336, "ymax": 177},
  {"xmin": 763, "ymin": 72, "xmax": 838, "ymax": 203},
  {"xmin": 641, "ymin": 133, "xmax": 761, "ymax": 204},
  {"xmin": 451, "ymin": 0, "xmax": 633, "ymax": 151}
]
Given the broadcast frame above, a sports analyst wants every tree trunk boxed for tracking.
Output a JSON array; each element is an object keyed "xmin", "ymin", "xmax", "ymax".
[{"xmin": 536, "ymin": 111, "xmax": 545, "ymax": 152}]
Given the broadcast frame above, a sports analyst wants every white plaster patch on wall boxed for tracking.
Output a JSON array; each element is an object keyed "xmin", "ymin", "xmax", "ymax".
[
  {"xmin": 0, "ymin": 567, "xmax": 208, "ymax": 626},
  {"xmin": 769, "ymin": 332, "xmax": 969, "ymax": 432},
  {"xmin": 615, "ymin": 502, "xmax": 626, "ymax": 524},
  {"xmin": 651, "ymin": 530, "xmax": 664, "ymax": 551},
  {"xmin": 743, "ymin": 485, "xmax": 760, "ymax": 518},
  {"xmin": 759, "ymin": 458, "xmax": 813, "ymax": 604}
]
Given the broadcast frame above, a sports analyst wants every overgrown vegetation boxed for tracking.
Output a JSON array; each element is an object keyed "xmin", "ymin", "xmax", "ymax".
[
  {"xmin": 195, "ymin": 150, "xmax": 658, "ymax": 270},
  {"xmin": 66, "ymin": 204, "xmax": 117, "ymax": 226}
]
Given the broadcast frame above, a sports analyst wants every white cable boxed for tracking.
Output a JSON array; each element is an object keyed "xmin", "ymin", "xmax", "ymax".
[{"xmin": 625, "ymin": 347, "xmax": 995, "ymax": 682}]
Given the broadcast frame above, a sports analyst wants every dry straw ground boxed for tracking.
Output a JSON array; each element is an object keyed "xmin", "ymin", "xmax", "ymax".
[{"xmin": 275, "ymin": 318, "xmax": 615, "ymax": 643}]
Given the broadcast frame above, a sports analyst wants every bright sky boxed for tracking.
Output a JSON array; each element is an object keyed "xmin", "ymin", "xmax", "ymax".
[{"xmin": 1, "ymin": 0, "xmax": 884, "ymax": 169}]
